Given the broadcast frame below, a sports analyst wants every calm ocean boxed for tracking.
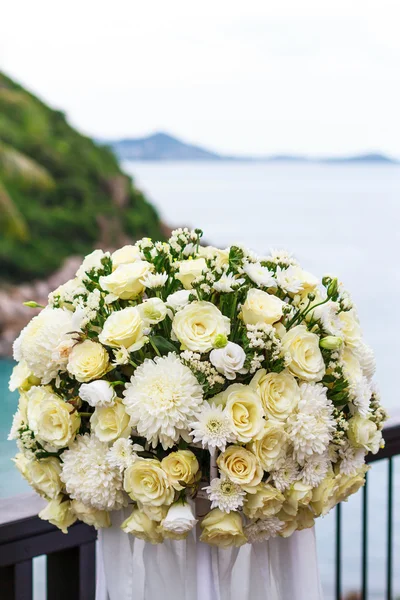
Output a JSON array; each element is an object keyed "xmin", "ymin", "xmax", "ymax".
[{"xmin": 1, "ymin": 161, "xmax": 399, "ymax": 598}]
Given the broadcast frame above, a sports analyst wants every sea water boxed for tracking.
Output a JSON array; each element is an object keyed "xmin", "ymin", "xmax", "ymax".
[{"xmin": 1, "ymin": 161, "xmax": 399, "ymax": 598}]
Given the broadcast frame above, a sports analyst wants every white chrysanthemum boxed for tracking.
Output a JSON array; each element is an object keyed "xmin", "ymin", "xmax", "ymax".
[
  {"xmin": 8, "ymin": 410, "xmax": 26, "ymax": 440},
  {"xmin": 355, "ymin": 343, "xmax": 376, "ymax": 380},
  {"xmin": 313, "ymin": 301, "xmax": 343, "ymax": 336},
  {"xmin": 265, "ymin": 249, "xmax": 298, "ymax": 267},
  {"xmin": 244, "ymin": 517, "xmax": 284, "ymax": 543},
  {"xmin": 287, "ymin": 383, "xmax": 335, "ymax": 464},
  {"xmin": 213, "ymin": 273, "xmax": 245, "ymax": 293},
  {"xmin": 270, "ymin": 457, "xmax": 299, "ymax": 492},
  {"xmin": 140, "ymin": 271, "xmax": 168, "ymax": 289},
  {"xmin": 204, "ymin": 477, "xmax": 246, "ymax": 513},
  {"xmin": 299, "ymin": 453, "xmax": 330, "ymax": 487},
  {"xmin": 243, "ymin": 263, "xmax": 275, "ymax": 288},
  {"xmin": 107, "ymin": 438, "xmax": 140, "ymax": 471},
  {"xmin": 189, "ymin": 403, "xmax": 236, "ymax": 452},
  {"xmin": 61, "ymin": 434, "xmax": 126, "ymax": 511},
  {"xmin": 275, "ymin": 266, "xmax": 303, "ymax": 293},
  {"xmin": 350, "ymin": 376, "xmax": 372, "ymax": 417},
  {"xmin": 123, "ymin": 353, "xmax": 203, "ymax": 449},
  {"xmin": 13, "ymin": 308, "xmax": 76, "ymax": 384},
  {"xmin": 339, "ymin": 443, "xmax": 366, "ymax": 476}
]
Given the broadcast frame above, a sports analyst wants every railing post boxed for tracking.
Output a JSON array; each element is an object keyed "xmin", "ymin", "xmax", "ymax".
[
  {"xmin": 361, "ymin": 471, "xmax": 368, "ymax": 600},
  {"xmin": 335, "ymin": 502, "xmax": 342, "ymax": 600},
  {"xmin": 0, "ymin": 560, "xmax": 33, "ymax": 600},
  {"xmin": 386, "ymin": 458, "xmax": 393, "ymax": 600}
]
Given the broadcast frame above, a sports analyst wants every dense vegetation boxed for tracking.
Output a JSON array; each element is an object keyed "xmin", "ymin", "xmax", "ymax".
[{"xmin": 0, "ymin": 71, "xmax": 164, "ymax": 284}]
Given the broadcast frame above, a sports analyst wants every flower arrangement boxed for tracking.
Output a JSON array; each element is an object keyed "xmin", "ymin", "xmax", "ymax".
[{"xmin": 9, "ymin": 229, "xmax": 387, "ymax": 546}]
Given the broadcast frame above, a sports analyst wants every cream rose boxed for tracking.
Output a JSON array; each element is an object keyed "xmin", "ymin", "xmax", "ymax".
[
  {"xmin": 222, "ymin": 384, "xmax": 265, "ymax": 443},
  {"xmin": 160, "ymin": 501, "xmax": 197, "ymax": 539},
  {"xmin": 67, "ymin": 340, "xmax": 109, "ymax": 382},
  {"xmin": 279, "ymin": 507, "xmax": 315, "ymax": 538},
  {"xmin": 124, "ymin": 459, "xmax": 175, "ymax": 506},
  {"xmin": 243, "ymin": 483, "xmax": 284, "ymax": 519},
  {"xmin": 175, "ymin": 258, "xmax": 207, "ymax": 289},
  {"xmin": 139, "ymin": 503, "xmax": 169, "ymax": 522},
  {"xmin": 172, "ymin": 301, "xmax": 230, "ymax": 353},
  {"xmin": 99, "ymin": 261, "xmax": 152, "ymax": 301},
  {"xmin": 282, "ymin": 325, "xmax": 325, "ymax": 382},
  {"xmin": 121, "ymin": 508, "xmax": 163, "ymax": 544},
  {"xmin": 137, "ymin": 297, "xmax": 167, "ymax": 325},
  {"xmin": 347, "ymin": 415, "xmax": 381, "ymax": 454},
  {"xmin": 198, "ymin": 246, "xmax": 229, "ymax": 271},
  {"xmin": 248, "ymin": 422, "xmax": 288, "ymax": 471},
  {"xmin": 200, "ymin": 508, "xmax": 247, "ymax": 548},
  {"xmin": 27, "ymin": 387, "xmax": 80, "ymax": 448},
  {"xmin": 112, "ymin": 245, "xmax": 142, "ymax": 269},
  {"xmin": 251, "ymin": 369, "xmax": 299, "ymax": 421},
  {"xmin": 333, "ymin": 465, "xmax": 369, "ymax": 505},
  {"xmin": 242, "ymin": 289, "xmax": 285, "ymax": 326},
  {"xmin": 71, "ymin": 500, "xmax": 111, "ymax": 529},
  {"xmin": 310, "ymin": 471, "xmax": 338, "ymax": 516},
  {"xmin": 217, "ymin": 445, "xmax": 263, "ymax": 492},
  {"xmin": 339, "ymin": 309, "xmax": 362, "ymax": 348},
  {"xmin": 99, "ymin": 307, "xmax": 147, "ymax": 351},
  {"xmin": 90, "ymin": 400, "xmax": 131, "ymax": 443},
  {"xmin": 161, "ymin": 450, "xmax": 199, "ymax": 491},
  {"xmin": 39, "ymin": 496, "xmax": 77, "ymax": 533},
  {"xmin": 281, "ymin": 481, "xmax": 313, "ymax": 517},
  {"xmin": 29, "ymin": 457, "xmax": 63, "ymax": 499},
  {"xmin": 9, "ymin": 360, "xmax": 39, "ymax": 392}
]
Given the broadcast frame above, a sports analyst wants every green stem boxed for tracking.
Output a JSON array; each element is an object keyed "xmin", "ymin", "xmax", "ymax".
[
  {"xmin": 149, "ymin": 337, "xmax": 161, "ymax": 357},
  {"xmin": 78, "ymin": 412, "xmax": 92, "ymax": 417}
]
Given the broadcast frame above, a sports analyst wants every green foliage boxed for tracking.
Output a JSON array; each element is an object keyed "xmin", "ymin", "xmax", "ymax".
[{"xmin": 0, "ymin": 71, "xmax": 164, "ymax": 283}]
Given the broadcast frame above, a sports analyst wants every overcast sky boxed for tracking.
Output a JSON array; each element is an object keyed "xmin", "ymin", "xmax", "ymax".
[{"xmin": 1, "ymin": 0, "xmax": 400, "ymax": 156}]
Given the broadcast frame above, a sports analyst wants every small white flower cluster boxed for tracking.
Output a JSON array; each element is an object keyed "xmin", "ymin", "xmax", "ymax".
[{"xmin": 9, "ymin": 229, "xmax": 386, "ymax": 546}]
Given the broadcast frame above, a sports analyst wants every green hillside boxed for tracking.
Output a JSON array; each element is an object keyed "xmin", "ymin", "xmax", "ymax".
[{"xmin": 0, "ymin": 71, "xmax": 164, "ymax": 283}]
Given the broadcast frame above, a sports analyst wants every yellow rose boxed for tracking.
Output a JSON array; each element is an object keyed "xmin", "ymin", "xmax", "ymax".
[
  {"xmin": 310, "ymin": 471, "xmax": 338, "ymax": 516},
  {"xmin": 347, "ymin": 415, "xmax": 381, "ymax": 453},
  {"xmin": 280, "ymin": 481, "xmax": 313, "ymax": 517},
  {"xmin": 247, "ymin": 421, "xmax": 288, "ymax": 471},
  {"xmin": 99, "ymin": 261, "xmax": 152, "ymax": 300},
  {"xmin": 175, "ymin": 258, "xmax": 207, "ymax": 289},
  {"xmin": 243, "ymin": 483, "xmax": 284, "ymax": 519},
  {"xmin": 172, "ymin": 301, "xmax": 230, "ymax": 353},
  {"xmin": 251, "ymin": 369, "xmax": 299, "ymax": 421},
  {"xmin": 139, "ymin": 502, "xmax": 169, "ymax": 522},
  {"xmin": 71, "ymin": 500, "xmax": 111, "ymax": 529},
  {"xmin": 161, "ymin": 450, "xmax": 199, "ymax": 491},
  {"xmin": 124, "ymin": 459, "xmax": 175, "ymax": 506},
  {"xmin": 29, "ymin": 457, "xmax": 63, "ymax": 499},
  {"xmin": 282, "ymin": 325, "xmax": 325, "ymax": 382},
  {"xmin": 217, "ymin": 445, "xmax": 263, "ymax": 492},
  {"xmin": 98, "ymin": 307, "xmax": 148, "ymax": 351},
  {"xmin": 27, "ymin": 387, "xmax": 80, "ymax": 448},
  {"xmin": 279, "ymin": 507, "xmax": 315, "ymax": 538},
  {"xmin": 67, "ymin": 340, "xmax": 109, "ymax": 382},
  {"xmin": 333, "ymin": 465, "xmax": 369, "ymax": 505},
  {"xmin": 121, "ymin": 508, "xmax": 163, "ymax": 544},
  {"xmin": 242, "ymin": 289, "xmax": 285, "ymax": 326},
  {"xmin": 112, "ymin": 245, "xmax": 142, "ymax": 269},
  {"xmin": 39, "ymin": 496, "xmax": 77, "ymax": 534},
  {"xmin": 200, "ymin": 508, "xmax": 247, "ymax": 548},
  {"xmin": 221, "ymin": 383, "xmax": 265, "ymax": 443},
  {"xmin": 339, "ymin": 309, "xmax": 362, "ymax": 348},
  {"xmin": 90, "ymin": 400, "xmax": 131, "ymax": 443}
]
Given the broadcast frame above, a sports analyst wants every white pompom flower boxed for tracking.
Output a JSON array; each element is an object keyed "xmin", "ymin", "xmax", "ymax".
[
  {"xmin": 189, "ymin": 403, "xmax": 236, "ymax": 452},
  {"xmin": 244, "ymin": 517, "xmax": 284, "ymax": 543},
  {"xmin": 61, "ymin": 434, "xmax": 127, "ymax": 511},
  {"xmin": 123, "ymin": 353, "xmax": 203, "ymax": 450},
  {"xmin": 204, "ymin": 477, "xmax": 246, "ymax": 513}
]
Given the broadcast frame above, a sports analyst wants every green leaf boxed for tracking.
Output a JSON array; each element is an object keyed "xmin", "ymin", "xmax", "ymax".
[{"xmin": 150, "ymin": 335, "xmax": 178, "ymax": 355}]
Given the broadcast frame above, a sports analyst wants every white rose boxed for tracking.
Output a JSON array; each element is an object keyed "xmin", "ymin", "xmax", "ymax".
[
  {"xmin": 112, "ymin": 245, "xmax": 142, "ymax": 269},
  {"xmin": 166, "ymin": 290, "xmax": 193, "ymax": 312},
  {"xmin": 99, "ymin": 307, "xmax": 148, "ymax": 351},
  {"xmin": 175, "ymin": 258, "xmax": 207, "ymax": 289},
  {"xmin": 339, "ymin": 309, "xmax": 362, "ymax": 348},
  {"xmin": 347, "ymin": 415, "xmax": 382, "ymax": 454},
  {"xmin": 282, "ymin": 325, "xmax": 325, "ymax": 382},
  {"xmin": 137, "ymin": 298, "xmax": 167, "ymax": 325},
  {"xmin": 242, "ymin": 289, "xmax": 285, "ymax": 326},
  {"xmin": 209, "ymin": 342, "xmax": 247, "ymax": 380},
  {"xmin": 99, "ymin": 261, "xmax": 152, "ymax": 301},
  {"xmin": 76, "ymin": 249, "xmax": 108, "ymax": 279},
  {"xmin": 160, "ymin": 501, "xmax": 197, "ymax": 538},
  {"xmin": 251, "ymin": 369, "xmax": 299, "ymax": 421},
  {"xmin": 79, "ymin": 380, "xmax": 116, "ymax": 407},
  {"xmin": 90, "ymin": 400, "xmax": 131, "ymax": 442},
  {"xmin": 67, "ymin": 340, "xmax": 110, "ymax": 382},
  {"xmin": 172, "ymin": 301, "xmax": 230, "ymax": 353}
]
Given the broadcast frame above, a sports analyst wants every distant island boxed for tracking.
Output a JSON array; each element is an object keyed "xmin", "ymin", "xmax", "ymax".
[{"xmin": 106, "ymin": 132, "xmax": 398, "ymax": 164}]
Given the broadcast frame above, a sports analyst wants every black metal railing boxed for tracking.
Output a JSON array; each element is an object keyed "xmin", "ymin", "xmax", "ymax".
[
  {"xmin": 335, "ymin": 422, "xmax": 400, "ymax": 600},
  {"xmin": 0, "ymin": 515, "xmax": 97, "ymax": 600}
]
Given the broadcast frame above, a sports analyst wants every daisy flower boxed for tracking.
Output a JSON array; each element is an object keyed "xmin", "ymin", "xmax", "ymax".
[
  {"xmin": 204, "ymin": 477, "xmax": 246, "ymax": 513},
  {"xmin": 189, "ymin": 403, "xmax": 236, "ymax": 452}
]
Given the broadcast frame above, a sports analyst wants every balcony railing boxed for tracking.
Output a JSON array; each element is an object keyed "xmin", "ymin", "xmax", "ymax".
[{"xmin": 0, "ymin": 421, "xmax": 399, "ymax": 600}]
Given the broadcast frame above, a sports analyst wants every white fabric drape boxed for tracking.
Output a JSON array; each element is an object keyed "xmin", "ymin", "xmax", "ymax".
[{"xmin": 96, "ymin": 506, "xmax": 323, "ymax": 600}]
